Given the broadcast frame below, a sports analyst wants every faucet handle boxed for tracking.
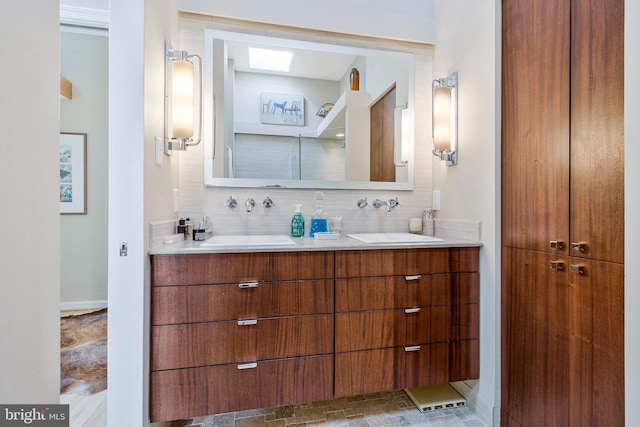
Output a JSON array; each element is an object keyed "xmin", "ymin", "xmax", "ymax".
[
  {"xmin": 225, "ymin": 196, "xmax": 237, "ymax": 208},
  {"xmin": 357, "ymin": 197, "xmax": 368, "ymax": 208},
  {"xmin": 387, "ymin": 197, "xmax": 399, "ymax": 208},
  {"xmin": 262, "ymin": 196, "xmax": 274, "ymax": 208},
  {"xmin": 372, "ymin": 199, "xmax": 384, "ymax": 209},
  {"xmin": 245, "ymin": 198, "xmax": 255, "ymax": 212}
]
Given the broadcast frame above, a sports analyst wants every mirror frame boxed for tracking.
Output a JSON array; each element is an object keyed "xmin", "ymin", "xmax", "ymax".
[{"xmin": 199, "ymin": 21, "xmax": 427, "ymax": 191}]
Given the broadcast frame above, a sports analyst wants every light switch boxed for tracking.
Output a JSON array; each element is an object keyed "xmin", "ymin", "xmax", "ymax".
[
  {"xmin": 432, "ymin": 190, "xmax": 441, "ymax": 210},
  {"xmin": 173, "ymin": 189, "xmax": 179, "ymax": 213},
  {"xmin": 155, "ymin": 136, "xmax": 164, "ymax": 166}
]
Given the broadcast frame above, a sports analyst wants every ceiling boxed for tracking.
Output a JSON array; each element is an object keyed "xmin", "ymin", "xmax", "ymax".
[{"xmin": 226, "ymin": 39, "xmax": 357, "ymax": 81}]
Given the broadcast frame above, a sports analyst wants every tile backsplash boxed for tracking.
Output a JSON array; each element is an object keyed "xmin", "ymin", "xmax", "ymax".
[{"xmin": 175, "ymin": 140, "xmax": 434, "ymax": 238}]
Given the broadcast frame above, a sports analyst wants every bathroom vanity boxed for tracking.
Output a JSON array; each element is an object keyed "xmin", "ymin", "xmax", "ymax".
[{"xmin": 148, "ymin": 240, "xmax": 480, "ymax": 422}]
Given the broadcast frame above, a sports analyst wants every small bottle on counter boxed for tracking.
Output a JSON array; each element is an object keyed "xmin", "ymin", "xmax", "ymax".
[
  {"xmin": 291, "ymin": 204, "xmax": 305, "ymax": 238},
  {"xmin": 423, "ymin": 208, "xmax": 435, "ymax": 236},
  {"xmin": 310, "ymin": 192, "xmax": 328, "ymax": 238},
  {"xmin": 200, "ymin": 215, "xmax": 213, "ymax": 238}
]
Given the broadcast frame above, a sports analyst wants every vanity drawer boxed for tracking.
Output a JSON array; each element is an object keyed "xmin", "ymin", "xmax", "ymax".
[
  {"xmin": 336, "ymin": 273, "xmax": 478, "ymax": 312},
  {"xmin": 335, "ymin": 307, "xmax": 450, "ymax": 352},
  {"xmin": 334, "ymin": 343, "xmax": 449, "ymax": 398},
  {"xmin": 152, "ymin": 279, "xmax": 333, "ymax": 325},
  {"xmin": 335, "ymin": 247, "xmax": 479, "ymax": 278},
  {"xmin": 151, "ymin": 251, "xmax": 334, "ymax": 286},
  {"xmin": 151, "ymin": 314, "xmax": 333, "ymax": 370},
  {"xmin": 150, "ymin": 355, "xmax": 333, "ymax": 422}
]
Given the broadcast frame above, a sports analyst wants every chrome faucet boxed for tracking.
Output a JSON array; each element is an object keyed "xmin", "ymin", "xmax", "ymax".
[
  {"xmin": 245, "ymin": 198, "xmax": 255, "ymax": 212},
  {"xmin": 225, "ymin": 196, "xmax": 237, "ymax": 208},
  {"xmin": 262, "ymin": 196, "xmax": 274, "ymax": 208},
  {"xmin": 372, "ymin": 197, "xmax": 399, "ymax": 212},
  {"xmin": 357, "ymin": 197, "xmax": 368, "ymax": 208}
]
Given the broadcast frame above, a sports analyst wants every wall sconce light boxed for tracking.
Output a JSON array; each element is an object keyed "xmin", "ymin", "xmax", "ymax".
[
  {"xmin": 432, "ymin": 72, "xmax": 457, "ymax": 166},
  {"xmin": 394, "ymin": 103, "xmax": 409, "ymax": 168},
  {"xmin": 165, "ymin": 41, "xmax": 202, "ymax": 154}
]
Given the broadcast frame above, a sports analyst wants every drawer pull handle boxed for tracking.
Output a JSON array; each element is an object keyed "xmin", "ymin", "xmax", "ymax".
[
  {"xmin": 550, "ymin": 240, "xmax": 565, "ymax": 250},
  {"xmin": 404, "ymin": 345, "xmax": 421, "ymax": 352},
  {"xmin": 405, "ymin": 275, "xmax": 421, "ymax": 281},
  {"xmin": 549, "ymin": 261, "xmax": 564, "ymax": 271},
  {"xmin": 571, "ymin": 242, "xmax": 587, "ymax": 252},
  {"xmin": 404, "ymin": 307, "xmax": 421, "ymax": 314},
  {"xmin": 237, "ymin": 362, "xmax": 257, "ymax": 370},
  {"xmin": 570, "ymin": 265, "xmax": 586, "ymax": 275},
  {"xmin": 238, "ymin": 281, "xmax": 259, "ymax": 289},
  {"xmin": 237, "ymin": 319, "xmax": 258, "ymax": 326}
]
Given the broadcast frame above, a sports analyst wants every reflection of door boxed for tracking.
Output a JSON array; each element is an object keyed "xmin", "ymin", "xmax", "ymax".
[{"xmin": 370, "ymin": 86, "xmax": 396, "ymax": 182}]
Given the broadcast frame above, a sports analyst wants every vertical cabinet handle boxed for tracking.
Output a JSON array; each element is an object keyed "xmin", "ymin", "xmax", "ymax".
[
  {"xmin": 550, "ymin": 240, "xmax": 565, "ymax": 250},
  {"xmin": 404, "ymin": 307, "xmax": 421, "ymax": 314},
  {"xmin": 549, "ymin": 261, "xmax": 565, "ymax": 271},
  {"xmin": 404, "ymin": 345, "xmax": 421, "ymax": 352},
  {"xmin": 238, "ymin": 281, "xmax": 259, "ymax": 289},
  {"xmin": 570, "ymin": 265, "xmax": 586, "ymax": 275},
  {"xmin": 571, "ymin": 242, "xmax": 587, "ymax": 253},
  {"xmin": 237, "ymin": 319, "xmax": 258, "ymax": 326},
  {"xmin": 237, "ymin": 362, "xmax": 257, "ymax": 370},
  {"xmin": 405, "ymin": 275, "xmax": 421, "ymax": 281}
]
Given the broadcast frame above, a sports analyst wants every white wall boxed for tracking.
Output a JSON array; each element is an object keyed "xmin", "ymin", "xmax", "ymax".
[
  {"xmin": 108, "ymin": 0, "xmax": 180, "ymax": 425},
  {"xmin": 625, "ymin": 0, "xmax": 640, "ymax": 424},
  {"xmin": 60, "ymin": 30, "xmax": 108, "ymax": 305},
  {"xmin": 178, "ymin": 0, "xmax": 437, "ymax": 44},
  {"xmin": 431, "ymin": 1, "xmax": 499, "ymax": 425},
  {"xmin": 0, "ymin": 0, "xmax": 61, "ymax": 403}
]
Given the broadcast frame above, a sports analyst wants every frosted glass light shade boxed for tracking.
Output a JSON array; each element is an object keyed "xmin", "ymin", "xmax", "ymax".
[
  {"xmin": 431, "ymin": 72, "xmax": 457, "ymax": 166},
  {"xmin": 433, "ymin": 86, "xmax": 453, "ymax": 152},
  {"xmin": 171, "ymin": 59, "xmax": 194, "ymax": 139}
]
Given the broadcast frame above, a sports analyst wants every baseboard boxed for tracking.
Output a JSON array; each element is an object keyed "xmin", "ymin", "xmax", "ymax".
[
  {"xmin": 450, "ymin": 381, "xmax": 494, "ymax": 426},
  {"xmin": 60, "ymin": 300, "xmax": 108, "ymax": 311}
]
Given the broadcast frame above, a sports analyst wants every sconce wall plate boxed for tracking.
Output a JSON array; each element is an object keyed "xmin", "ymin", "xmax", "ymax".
[
  {"xmin": 164, "ymin": 40, "xmax": 203, "ymax": 155},
  {"xmin": 432, "ymin": 71, "xmax": 457, "ymax": 166}
]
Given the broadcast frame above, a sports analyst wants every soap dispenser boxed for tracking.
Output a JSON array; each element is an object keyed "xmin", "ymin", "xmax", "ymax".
[
  {"xmin": 291, "ymin": 204, "xmax": 305, "ymax": 238},
  {"xmin": 310, "ymin": 191, "xmax": 328, "ymax": 238}
]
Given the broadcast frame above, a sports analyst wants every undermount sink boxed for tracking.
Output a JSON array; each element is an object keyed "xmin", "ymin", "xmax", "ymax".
[
  {"xmin": 346, "ymin": 233, "xmax": 444, "ymax": 244},
  {"xmin": 200, "ymin": 234, "xmax": 296, "ymax": 247}
]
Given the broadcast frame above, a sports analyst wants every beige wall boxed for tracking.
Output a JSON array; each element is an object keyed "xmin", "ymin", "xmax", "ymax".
[
  {"xmin": 60, "ymin": 30, "xmax": 108, "ymax": 305},
  {"xmin": 0, "ymin": 1, "xmax": 61, "ymax": 403}
]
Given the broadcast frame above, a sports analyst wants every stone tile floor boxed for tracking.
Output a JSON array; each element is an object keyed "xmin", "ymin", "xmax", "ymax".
[{"xmin": 182, "ymin": 390, "xmax": 486, "ymax": 427}]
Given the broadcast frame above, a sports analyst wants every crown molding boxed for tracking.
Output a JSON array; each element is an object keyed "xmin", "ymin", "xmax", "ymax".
[{"xmin": 60, "ymin": 5, "xmax": 109, "ymax": 30}]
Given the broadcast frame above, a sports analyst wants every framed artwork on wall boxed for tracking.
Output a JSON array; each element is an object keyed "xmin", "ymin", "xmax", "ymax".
[
  {"xmin": 260, "ymin": 92, "xmax": 304, "ymax": 126},
  {"xmin": 59, "ymin": 132, "xmax": 87, "ymax": 214}
]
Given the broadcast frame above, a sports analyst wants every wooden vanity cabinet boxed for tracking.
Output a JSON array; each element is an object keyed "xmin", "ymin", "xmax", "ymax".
[
  {"xmin": 150, "ymin": 246, "xmax": 480, "ymax": 422},
  {"xmin": 334, "ymin": 248, "xmax": 479, "ymax": 397},
  {"xmin": 149, "ymin": 251, "xmax": 335, "ymax": 422}
]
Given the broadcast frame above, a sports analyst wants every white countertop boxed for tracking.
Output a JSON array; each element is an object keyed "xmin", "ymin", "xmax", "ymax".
[{"xmin": 148, "ymin": 234, "xmax": 482, "ymax": 255}]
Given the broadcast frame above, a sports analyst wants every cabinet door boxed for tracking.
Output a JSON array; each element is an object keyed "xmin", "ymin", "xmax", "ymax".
[
  {"xmin": 569, "ymin": 259, "xmax": 624, "ymax": 426},
  {"xmin": 502, "ymin": 0, "xmax": 570, "ymax": 253},
  {"xmin": 501, "ymin": 248, "xmax": 569, "ymax": 426},
  {"xmin": 570, "ymin": 0, "xmax": 624, "ymax": 263}
]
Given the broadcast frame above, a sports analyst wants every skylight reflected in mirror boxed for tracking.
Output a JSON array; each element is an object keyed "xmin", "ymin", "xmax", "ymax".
[{"xmin": 248, "ymin": 47, "xmax": 293, "ymax": 72}]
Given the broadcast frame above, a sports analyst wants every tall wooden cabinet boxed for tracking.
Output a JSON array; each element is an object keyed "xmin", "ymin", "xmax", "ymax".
[{"xmin": 501, "ymin": 0, "xmax": 624, "ymax": 426}]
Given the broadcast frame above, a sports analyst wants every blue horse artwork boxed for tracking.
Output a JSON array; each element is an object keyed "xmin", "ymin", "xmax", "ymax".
[
  {"xmin": 261, "ymin": 92, "xmax": 304, "ymax": 126},
  {"xmin": 272, "ymin": 100, "xmax": 287, "ymax": 114}
]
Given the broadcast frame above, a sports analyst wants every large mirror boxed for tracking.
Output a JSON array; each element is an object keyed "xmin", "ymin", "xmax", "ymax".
[{"xmin": 202, "ymin": 27, "xmax": 417, "ymax": 190}]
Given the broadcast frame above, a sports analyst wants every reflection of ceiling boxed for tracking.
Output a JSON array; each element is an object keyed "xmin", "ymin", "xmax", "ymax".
[{"xmin": 226, "ymin": 40, "xmax": 357, "ymax": 81}]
